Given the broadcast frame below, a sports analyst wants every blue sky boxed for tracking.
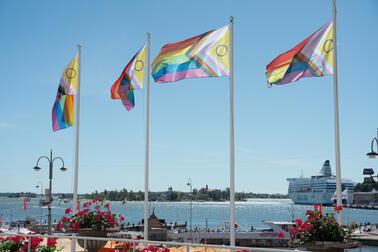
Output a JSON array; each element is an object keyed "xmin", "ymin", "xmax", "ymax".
[{"xmin": 0, "ymin": 0, "xmax": 377, "ymax": 194}]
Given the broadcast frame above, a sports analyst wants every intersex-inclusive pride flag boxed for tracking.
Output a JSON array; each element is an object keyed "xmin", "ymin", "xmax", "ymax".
[
  {"xmin": 152, "ymin": 25, "xmax": 229, "ymax": 83},
  {"xmin": 111, "ymin": 44, "xmax": 146, "ymax": 111},
  {"xmin": 265, "ymin": 20, "xmax": 333, "ymax": 87},
  {"xmin": 52, "ymin": 53, "xmax": 79, "ymax": 131}
]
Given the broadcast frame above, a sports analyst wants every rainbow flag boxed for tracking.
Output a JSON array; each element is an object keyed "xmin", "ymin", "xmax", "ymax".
[
  {"xmin": 152, "ymin": 25, "xmax": 229, "ymax": 83},
  {"xmin": 265, "ymin": 20, "xmax": 333, "ymax": 87},
  {"xmin": 111, "ymin": 44, "xmax": 146, "ymax": 111},
  {"xmin": 52, "ymin": 53, "xmax": 78, "ymax": 131}
]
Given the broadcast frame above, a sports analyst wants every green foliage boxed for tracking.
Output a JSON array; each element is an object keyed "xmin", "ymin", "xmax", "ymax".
[
  {"xmin": 290, "ymin": 209, "xmax": 353, "ymax": 243},
  {"xmin": 83, "ymin": 187, "xmax": 288, "ymax": 202},
  {"xmin": 0, "ymin": 236, "xmax": 58, "ymax": 252},
  {"xmin": 354, "ymin": 181, "xmax": 378, "ymax": 192}
]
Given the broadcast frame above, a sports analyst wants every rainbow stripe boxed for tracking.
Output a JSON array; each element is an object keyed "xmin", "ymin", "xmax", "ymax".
[
  {"xmin": 52, "ymin": 53, "xmax": 78, "ymax": 132},
  {"xmin": 111, "ymin": 44, "xmax": 146, "ymax": 111},
  {"xmin": 52, "ymin": 85, "xmax": 74, "ymax": 131},
  {"xmin": 152, "ymin": 25, "xmax": 229, "ymax": 83},
  {"xmin": 110, "ymin": 56, "xmax": 135, "ymax": 111},
  {"xmin": 266, "ymin": 20, "xmax": 333, "ymax": 87}
]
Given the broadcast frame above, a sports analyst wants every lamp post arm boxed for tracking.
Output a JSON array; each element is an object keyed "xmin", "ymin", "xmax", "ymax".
[
  {"xmin": 52, "ymin": 156, "xmax": 65, "ymax": 169},
  {"xmin": 371, "ymin": 137, "xmax": 378, "ymax": 151},
  {"xmin": 36, "ymin": 156, "xmax": 51, "ymax": 166}
]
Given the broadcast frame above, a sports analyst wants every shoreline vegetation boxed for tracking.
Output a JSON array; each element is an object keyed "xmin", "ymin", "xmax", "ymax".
[
  {"xmin": 0, "ymin": 187, "xmax": 289, "ymax": 201},
  {"xmin": 2, "ymin": 183, "xmax": 375, "ymax": 201},
  {"xmin": 84, "ymin": 187, "xmax": 290, "ymax": 201}
]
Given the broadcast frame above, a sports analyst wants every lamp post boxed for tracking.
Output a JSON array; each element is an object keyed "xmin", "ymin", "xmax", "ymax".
[
  {"xmin": 33, "ymin": 149, "xmax": 67, "ymax": 235},
  {"xmin": 366, "ymin": 137, "xmax": 378, "ymax": 159},
  {"xmin": 36, "ymin": 181, "xmax": 43, "ymax": 234},
  {"xmin": 187, "ymin": 178, "xmax": 192, "ymax": 242}
]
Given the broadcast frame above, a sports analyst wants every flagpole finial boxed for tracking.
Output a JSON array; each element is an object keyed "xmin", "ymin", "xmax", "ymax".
[
  {"xmin": 147, "ymin": 32, "xmax": 151, "ymax": 37},
  {"xmin": 77, "ymin": 44, "xmax": 82, "ymax": 49},
  {"xmin": 229, "ymin": 16, "xmax": 234, "ymax": 22}
]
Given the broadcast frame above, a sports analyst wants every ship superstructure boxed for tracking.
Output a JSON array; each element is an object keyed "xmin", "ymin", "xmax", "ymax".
[{"xmin": 287, "ymin": 160, "xmax": 354, "ymax": 205}]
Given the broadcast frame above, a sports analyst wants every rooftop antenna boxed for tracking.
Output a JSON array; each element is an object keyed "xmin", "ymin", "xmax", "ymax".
[{"xmin": 300, "ymin": 170, "xmax": 304, "ymax": 178}]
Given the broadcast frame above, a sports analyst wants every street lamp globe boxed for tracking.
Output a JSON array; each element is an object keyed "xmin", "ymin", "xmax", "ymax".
[
  {"xmin": 33, "ymin": 166, "xmax": 41, "ymax": 171},
  {"xmin": 366, "ymin": 151, "xmax": 378, "ymax": 159},
  {"xmin": 60, "ymin": 167, "xmax": 68, "ymax": 172}
]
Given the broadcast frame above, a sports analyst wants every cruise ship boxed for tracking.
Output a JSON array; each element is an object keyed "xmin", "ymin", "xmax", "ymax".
[{"xmin": 287, "ymin": 160, "xmax": 354, "ymax": 205}]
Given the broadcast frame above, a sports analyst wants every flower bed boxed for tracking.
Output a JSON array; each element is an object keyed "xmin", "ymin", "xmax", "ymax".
[
  {"xmin": 289, "ymin": 206, "xmax": 361, "ymax": 251},
  {"xmin": 0, "ymin": 234, "xmax": 58, "ymax": 252},
  {"xmin": 57, "ymin": 199, "xmax": 124, "ymax": 232}
]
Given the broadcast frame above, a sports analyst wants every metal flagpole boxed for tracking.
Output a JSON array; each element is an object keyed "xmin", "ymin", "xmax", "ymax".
[
  {"xmin": 71, "ymin": 44, "xmax": 81, "ymax": 252},
  {"xmin": 332, "ymin": 0, "xmax": 342, "ymax": 225},
  {"xmin": 229, "ymin": 16, "xmax": 235, "ymax": 247},
  {"xmin": 144, "ymin": 32, "xmax": 151, "ymax": 240}
]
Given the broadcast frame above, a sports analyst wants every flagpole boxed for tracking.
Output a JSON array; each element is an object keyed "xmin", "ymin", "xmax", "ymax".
[
  {"xmin": 144, "ymin": 32, "xmax": 151, "ymax": 240},
  {"xmin": 71, "ymin": 44, "xmax": 81, "ymax": 252},
  {"xmin": 229, "ymin": 16, "xmax": 235, "ymax": 247},
  {"xmin": 73, "ymin": 44, "xmax": 81, "ymax": 217},
  {"xmin": 332, "ymin": 0, "xmax": 342, "ymax": 225}
]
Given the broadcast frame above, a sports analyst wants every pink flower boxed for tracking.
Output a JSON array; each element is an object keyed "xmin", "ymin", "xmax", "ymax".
[
  {"xmin": 120, "ymin": 216, "xmax": 125, "ymax": 221},
  {"xmin": 278, "ymin": 231, "xmax": 284, "ymax": 238},
  {"xmin": 65, "ymin": 208, "xmax": 72, "ymax": 214},
  {"xmin": 104, "ymin": 203, "xmax": 110, "ymax": 209}
]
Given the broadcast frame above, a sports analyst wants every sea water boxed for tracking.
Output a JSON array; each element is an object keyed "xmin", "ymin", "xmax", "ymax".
[
  {"xmin": 0, "ymin": 197, "xmax": 377, "ymax": 228},
  {"xmin": 1, "ymin": 197, "xmax": 377, "ymax": 251}
]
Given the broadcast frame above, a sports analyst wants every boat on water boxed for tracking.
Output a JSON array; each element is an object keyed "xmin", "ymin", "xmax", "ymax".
[
  {"xmin": 168, "ymin": 221, "xmax": 293, "ymax": 247},
  {"xmin": 287, "ymin": 160, "xmax": 354, "ymax": 205}
]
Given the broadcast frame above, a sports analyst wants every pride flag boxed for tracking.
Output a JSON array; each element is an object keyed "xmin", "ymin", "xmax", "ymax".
[
  {"xmin": 152, "ymin": 25, "xmax": 229, "ymax": 83},
  {"xmin": 111, "ymin": 44, "xmax": 146, "ymax": 111},
  {"xmin": 265, "ymin": 20, "xmax": 333, "ymax": 87},
  {"xmin": 52, "ymin": 53, "xmax": 78, "ymax": 131}
]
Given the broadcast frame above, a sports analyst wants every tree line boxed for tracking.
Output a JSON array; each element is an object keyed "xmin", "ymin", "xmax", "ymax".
[
  {"xmin": 354, "ymin": 181, "xmax": 378, "ymax": 192},
  {"xmin": 82, "ymin": 187, "xmax": 289, "ymax": 202}
]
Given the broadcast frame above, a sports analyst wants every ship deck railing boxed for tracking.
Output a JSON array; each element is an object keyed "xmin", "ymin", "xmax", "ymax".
[{"xmin": 0, "ymin": 232, "xmax": 306, "ymax": 252}]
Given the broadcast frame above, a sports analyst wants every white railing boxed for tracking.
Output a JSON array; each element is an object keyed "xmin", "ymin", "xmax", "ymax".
[{"xmin": 0, "ymin": 233, "xmax": 300, "ymax": 252}]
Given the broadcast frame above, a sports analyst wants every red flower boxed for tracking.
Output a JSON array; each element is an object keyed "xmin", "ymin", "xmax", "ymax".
[
  {"xmin": 56, "ymin": 222, "xmax": 63, "ymax": 230},
  {"xmin": 333, "ymin": 205, "xmax": 343, "ymax": 212},
  {"xmin": 65, "ymin": 208, "xmax": 72, "ymax": 214},
  {"xmin": 95, "ymin": 205, "xmax": 100, "ymax": 210},
  {"xmin": 104, "ymin": 203, "xmax": 110, "ymax": 209},
  {"xmin": 278, "ymin": 231, "xmax": 284, "ymax": 238},
  {"xmin": 92, "ymin": 198, "xmax": 100, "ymax": 203},
  {"xmin": 47, "ymin": 238, "xmax": 57, "ymax": 246},
  {"xmin": 120, "ymin": 216, "xmax": 125, "ymax": 221},
  {"xmin": 294, "ymin": 219, "xmax": 302, "ymax": 226}
]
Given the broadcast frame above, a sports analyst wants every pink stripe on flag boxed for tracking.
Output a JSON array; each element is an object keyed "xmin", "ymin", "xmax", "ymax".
[{"xmin": 155, "ymin": 69, "xmax": 208, "ymax": 83}]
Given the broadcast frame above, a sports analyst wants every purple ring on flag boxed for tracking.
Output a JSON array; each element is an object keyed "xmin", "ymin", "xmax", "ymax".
[
  {"xmin": 65, "ymin": 68, "xmax": 77, "ymax": 79},
  {"xmin": 135, "ymin": 60, "xmax": 144, "ymax": 71},
  {"xmin": 323, "ymin": 39, "xmax": 333, "ymax": 54},
  {"xmin": 216, "ymin": 44, "xmax": 228, "ymax": 57}
]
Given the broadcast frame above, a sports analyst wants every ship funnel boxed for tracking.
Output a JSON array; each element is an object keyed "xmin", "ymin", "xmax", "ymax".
[{"xmin": 320, "ymin": 160, "xmax": 332, "ymax": 176}]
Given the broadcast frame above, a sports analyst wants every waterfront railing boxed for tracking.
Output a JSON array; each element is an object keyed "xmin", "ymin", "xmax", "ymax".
[{"xmin": 0, "ymin": 233, "xmax": 303, "ymax": 252}]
